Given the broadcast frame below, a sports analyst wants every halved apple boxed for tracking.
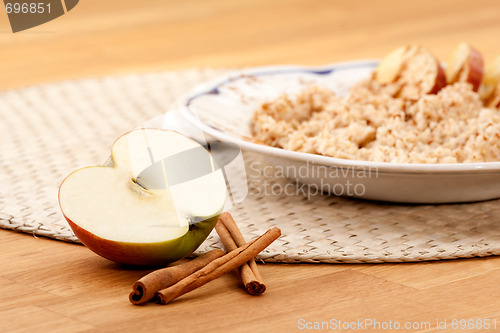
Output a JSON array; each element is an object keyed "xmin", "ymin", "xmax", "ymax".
[
  {"xmin": 446, "ymin": 42, "xmax": 484, "ymax": 91},
  {"xmin": 375, "ymin": 45, "xmax": 446, "ymax": 99},
  {"xmin": 398, "ymin": 46, "xmax": 447, "ymax": 98},
  {"xmin": 58, "ymin": 129, "xmax": 227, "ymax": 266}
]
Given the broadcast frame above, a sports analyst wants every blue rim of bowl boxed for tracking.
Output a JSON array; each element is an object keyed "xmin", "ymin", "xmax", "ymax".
[{"xmin": 178, "ymin": 60, "xmax": 500, "ymax": 174}]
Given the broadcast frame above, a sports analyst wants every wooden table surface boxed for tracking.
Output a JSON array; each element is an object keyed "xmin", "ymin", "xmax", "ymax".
[{"xmin": 2, "ymin": 1, "xmax": 500, "ymax": 332}]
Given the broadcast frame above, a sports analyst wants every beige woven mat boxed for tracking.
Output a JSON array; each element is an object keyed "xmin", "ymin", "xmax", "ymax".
[{"xmin": 1, "ymin": 68, "xmax": 500, "ymax": 263}]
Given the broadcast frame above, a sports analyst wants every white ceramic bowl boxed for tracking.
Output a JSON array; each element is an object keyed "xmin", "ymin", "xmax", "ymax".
[{"xmin": 177, "ymin": 61, "xmax": 500, "ymax": 203}]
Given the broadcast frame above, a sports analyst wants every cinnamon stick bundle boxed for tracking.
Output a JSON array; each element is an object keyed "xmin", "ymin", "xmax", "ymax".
[
  {"xmin": 129, "ymin": 249, "xmax": 225, "ymax": 305},
  {"xmin": 155, "ymin": 227, "xmax": 281, "ymax": 305},
  {"xmin": 215, "ymin": 212, "xmax": 266, "ymax": 295}
]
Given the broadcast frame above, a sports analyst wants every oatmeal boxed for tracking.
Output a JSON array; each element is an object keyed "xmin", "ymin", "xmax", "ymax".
[{"xmin": 251, "ymin": 81, "xmax": 500, "ymax": 163}]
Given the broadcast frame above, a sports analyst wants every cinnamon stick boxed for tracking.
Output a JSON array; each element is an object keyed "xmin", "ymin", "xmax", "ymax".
[
  {"xmin": 215, "ymin": 213, "xmax": 266, "ymax": 295},
  {"xmin": 155, "ymin": 227, "xmax": 281, "ymax": 304},
  {"xmin": 129, "ymin": 249, "xmax": 225, "ymax": 305}
]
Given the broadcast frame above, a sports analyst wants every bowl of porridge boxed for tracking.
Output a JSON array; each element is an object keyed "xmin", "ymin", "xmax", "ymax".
[{"xmin": 177, "ymin": 44, "xmax": 500, "ymax": 203}]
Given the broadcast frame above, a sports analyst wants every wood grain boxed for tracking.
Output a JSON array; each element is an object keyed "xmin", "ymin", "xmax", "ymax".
[{"xmin": 2, "ymin": 0, "xmax": 500, "ymax": 332}]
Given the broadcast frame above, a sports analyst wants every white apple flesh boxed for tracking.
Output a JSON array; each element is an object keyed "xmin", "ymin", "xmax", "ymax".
[
  {"xmin": 486, "ymin": 83, "xmax": 500, "ymax": 108},
  {"xmin": 375, "ymin": 45, "xmax": 410, "ymax": 84},
  {"xmin": 480, "ymin": 55, "xmax": 500, "ymax": 103},
  {"xmin": 58, "ymin": 129, "xmax": 227, "ymax": 266}
]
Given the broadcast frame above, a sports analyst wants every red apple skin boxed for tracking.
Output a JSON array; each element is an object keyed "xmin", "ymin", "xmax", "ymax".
[
  {"xmin": 429, "ymin": 62, "xmax": 447, "ymax": 94},
  {"xmin": 63, "ymin": 212, "xmax": 220, "ymax": 267},
  {"xmin": 375, "ymin": 45, "xmax": 446, "ymax": 98},
  {"xmin": 465, "ymin": 47, "xmax": 484, "ymax": 92},
  {"xmin": 447, "ymin": 44, "xmax": 484, "ymax": 92}
]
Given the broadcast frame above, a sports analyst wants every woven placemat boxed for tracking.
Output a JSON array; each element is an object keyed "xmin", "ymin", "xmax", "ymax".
[{"xmin": 1, "ymin": 68, "xmax": 500, "ymax": 263}]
